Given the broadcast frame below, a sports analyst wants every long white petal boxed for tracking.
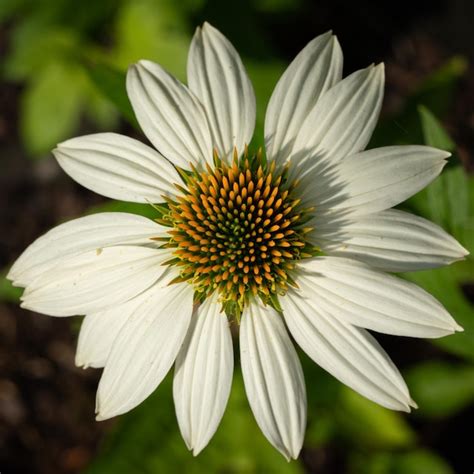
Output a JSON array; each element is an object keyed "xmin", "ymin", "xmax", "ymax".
[
  {"xmin": 53, "ymin": 133, "xmax": 180, "ymax": 203},
  {"xmin": 76, "ymin": 289, "xmax": 154, "ymax": 368},
  {"xmin": 290, "ymin": 64, "xmax": 384, "ymax": 170},
  {"xmin": 127, "ymin": 60, "xmax": 213, "ymax": 169},
  {"xmin": 8, "ymin": 212, "xmax": 166, "ymax": 288},
  {"xmin": 294, "ymin": 257, "xmax": 462, "ymax": 337},
  {"xmin": 20, "ymin": 246, "xmax": 171, "ymax": 316},
  {"xmin": 302, "ymin": 145, "xmax": 449, "ymax": 214},
  {"xmin": 265, "ymin": 31, "xmax": 342, "ymax": 166},
  {"xmin": 240, "ymin": 300, "xmax": 306, "ymax": 460},
  {"xmin": 311, "ymin": 209, "xmax": 468, "ymax": 272},
  {"xmin": 96, "ymin": 280, "xmax": 194, "ymax": 419},
  {"xmin": 188, "ymin": 22, "xmax": 256, "ymax": 161},
  {"xmin": 173, "ymin": 292, "xmax": 233, "ymax": 455},
  {"xmin": 281, "ymin": 288, "xmax": 414, "ymax": 411}
]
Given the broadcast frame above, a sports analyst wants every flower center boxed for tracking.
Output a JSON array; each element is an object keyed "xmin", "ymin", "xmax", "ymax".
[{"xmin": 160, "ymin": 152, "xmax": 314, "ymax": 315}]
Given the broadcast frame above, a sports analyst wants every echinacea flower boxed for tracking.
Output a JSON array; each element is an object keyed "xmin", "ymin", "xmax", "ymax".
[{"xmin": 9, "ymin": 23, "xmax": 467, "ymax": 459}]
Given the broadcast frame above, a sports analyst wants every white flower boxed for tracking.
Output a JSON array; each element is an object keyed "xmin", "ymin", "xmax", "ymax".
[{"xmin": 8, "ymin": 23, "xmax": 467, "ymax": 460}]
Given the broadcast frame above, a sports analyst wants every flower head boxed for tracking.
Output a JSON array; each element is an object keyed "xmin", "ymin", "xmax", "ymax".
[
  {"xmin": 166, "ymin": 152, "xmax": 313, "ymax": 310},
  {"xmin": 8, "ymin": 23, "xmax": 467, "ymax": 459}
]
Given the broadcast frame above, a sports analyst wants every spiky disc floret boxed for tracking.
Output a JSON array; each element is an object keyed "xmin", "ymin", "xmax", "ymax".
[{"xmin": 160, "ymin": 151, "xmax": 314, "ymax": 312}]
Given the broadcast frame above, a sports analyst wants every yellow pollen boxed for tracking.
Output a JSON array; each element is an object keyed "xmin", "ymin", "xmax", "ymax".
[{"xmin": 160, "ymin": 152, "xmax": 314, "ymax": 313}]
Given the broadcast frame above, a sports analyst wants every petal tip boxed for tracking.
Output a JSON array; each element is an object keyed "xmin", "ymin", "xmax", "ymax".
[
  {"xmin": 132, "ymin": 60, "xmax": 156, "ymax": 77},
  {"xmin": 201, "ymin": 21, "xmax": 223, "ymax": 38},
  {"xmin": 289, "ymin": 445, "xmax": 303, "ymax": 461},
  {"xmin": 451, "ymin": 241, "xmax": 469, "ymax": 259},
  {"xmin": 51, "ymin": 146, "xmax": 67, "ymax": 161},
  {"xmin": 191, "ymin": 445, "xmax": 204, "ymax": 457},
  {"xmin": 319, "ymin": 29, "xmax": 333, "ymax": 41},
  {"xmin": 274, "ymin": 440, "xmax": 302, "ymax": 462},
  {"xmin": 409, "ymin": 398, "xmax": 418, "ymax": 410},
  {"xmin": 95, "ymin": 399, "xmax": 115, "ymax": 422},
  {"xmin": 374, "ymin": 62, "xmax": 385, "ymax": 76},
  {"xmin": 5, "ymin": 266, "xmax": 15, "ymax": 282},
  {"xmin": 201, "ymin": 21, "xmax": 217, "ymax": 36},
  {"xmin": 454, "ymin": 323, "xmax": 464, "ymax": 333},
  {"xmin": 74, "ymin": 353, "xmax": 89, "ymax": 369},
  {"xmin": 19, "ymin": 300, "xmax": 30, "ymax": 310},
  {"xmin": 126, "ymin": 63, "xmax": 141, "ymax": 82},
  {"xmin": 134, "ymin": 60, "xmax": 148, "ymax": 71},
  {"xmin": 279, "ymin": 450, "xmax": 291, "ymax": 462},
  {"xmin": 438, "ymin": 149, "xmax": 452, "ymax": 160},
  {"xmin": 12, "ymin": 279, "xmax": 24, "ymax": 288},
  {"xmin": 399, "ymin": 404, "xmax": 412, "ymax": 413},
  {"xmin": 55, "ymin": 134, "xmax": 85, "ymax": 150},
  {"xmin": 95, "ymin": 412, "xmax": 109, "ymax": 422},
  {"xmin": 278, "ymin": 444, "xmax": 301, "ymax": 462}
]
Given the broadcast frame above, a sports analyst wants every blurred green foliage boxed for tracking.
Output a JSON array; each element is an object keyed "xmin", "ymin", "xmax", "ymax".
[
  {"xmin": 406, "ymin": 361, "xmax": 474, "ymax": 418},
  {"xmin": 86, "ymin": 370, "xmax": 303, "ymax": 474},
  {"xmin": 2, "ymin": 0, "xmax": 474, "ymax": 472},
  {"xmin": 351, "ymin": 449, "xmax": 453, "ymax": 474},
  {"xmin": 1, "ymin": 0, "xmax": 203, "ymax": 155},
  {"xmin": 0, "ymin": 270, "xmax": 22, "ymax": 302}
]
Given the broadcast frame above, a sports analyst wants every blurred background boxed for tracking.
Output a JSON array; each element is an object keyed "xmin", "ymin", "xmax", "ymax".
[{"xmin": 1, "ymin": 0, "xmax": 473, "ymax": 473}]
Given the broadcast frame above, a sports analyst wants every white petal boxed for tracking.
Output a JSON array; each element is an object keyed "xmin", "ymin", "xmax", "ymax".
[
  {"xmin": 21, "ymin": 246, "xmax": 171, "ymax": 317},
  {"xmin": 294, "ymin": 257, "xmax": 462, "ymax": 338},
  {"xmin": 127, "ymin": 60, "xmax": 213, "ymax": 169},
  {"xmin": 76, "ymin": 289, "xmax": 154, "ymax": 368},
  {"xmin": 8, "ymin": 212, "xmax": 166, "ymax": 288},
  {"xmin": 281, "ymin": 288, "xmax": 414, "ymax": 411},
  {"xmin": 265, "ymin": 31, "xmax": 342, "ymax": 166},
  {"xmin": 173, "ymin": 292, "xmax": 233, "ymax": 455},
  {"xmin": 96, "ymin": 281, "xmax": 194, "ymax": 420},
  {"xmin": 188, "ymin": 22, "xmax": 256, "ymax": 161},
  {"xmin": 240, "ymin": 300, "xmax": 306, "ymax": 460},
  {"xmin": 54, "ymin": 133, "xmax": 180, "ymax": 203},
  {"xmin": 302, "ymin": 145, "xmax": 449, "ymax": 215},
  {"xmin": 311, "ymin": 209, "xmax": 468, "ymax": 272},
  {"xmin": 290, "ymin": 63, "xmax": 384, "ymax": 169}
]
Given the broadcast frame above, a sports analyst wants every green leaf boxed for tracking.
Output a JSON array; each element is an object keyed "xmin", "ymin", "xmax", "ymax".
[
  {"xmin": 351, "ymin": 450, "xmax": 453, "ymax": 474},
  {"xmin": 415, "ymin": 56, "xmax": 468, "ymax": 117},
  {"xmin": 405, "ymin": 361, "xmax": 474, "ymax": 418},
  {"xmin": 404, "ymin": 267, "xmax": 474, "ymax": 361},
  {"xmin": 0, "ymin": 271, "xmax": 22, "ymax": 303},
  {"xmin": 85, "ymin": 200, "xmax": 159, "ymax": 220},
  {"xmin": 4, "ymin": 25, "xmax": 81, "ymax": 81},
  {"xmin": 83, "ymin": 78, "xmax": 119, "ymax": 130},
  {"xmin": 246, "ymin": 60, "xmax": 286, "ymax": 149},
  {"xmin": 304, "ymin": 413, "xmax": 335, "ymax": 447},
  {"xmin": 0, "ymin": 0, "xmax": 28, "ymax": 22},
  {"xmin": 86, "ymin": 63, "xmax": 138, "ymax": 128},
  {"xmin": 336, "ymin": 389, "xmax": 416, "ymax": 449},
  {"xmin": 400, "ymin": 103, "xmax": 474, "ymax": 361},
  {"xmin": 418, "ymin": 105, "xmax": 455, "ymax": 152},
  {"xmin": 389, "ymin": 450, "xmax": 453, "ymax": 474},
  {"xmin": 408, "ymin": 106, "xmax": 472, "ymax": 247},
  {"xmin": 112, "ymin": 0, "xmax": 190, "ymax": 80},
  {"xmin": 85, "ymin": 370, "xmax": 303, "ymax": 474},
  {"xmin": 407, "ymin": 165, "xmax": 472, "ymax": 245},
  {"xmin": 254, "ymin": 0, "xmax": 303, "ymax": 12},
  {"xmin": 20, "ymin": 62, "xmax": 86, "ymax": 155}
]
